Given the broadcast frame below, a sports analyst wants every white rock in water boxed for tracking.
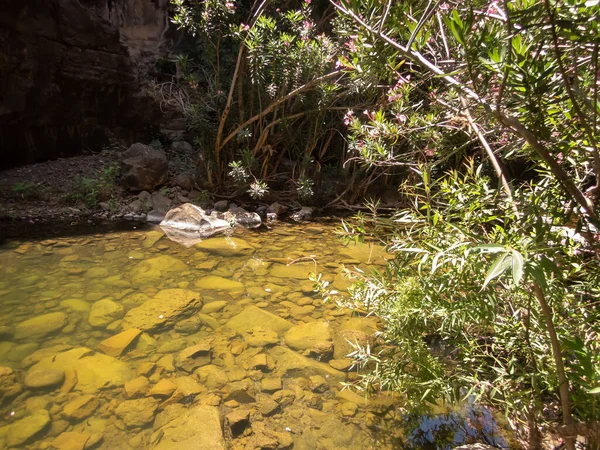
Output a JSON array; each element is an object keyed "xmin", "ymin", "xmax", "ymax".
[{"xmin": 159, "ymin": 203, "xmax": 231, "ymax": 247}]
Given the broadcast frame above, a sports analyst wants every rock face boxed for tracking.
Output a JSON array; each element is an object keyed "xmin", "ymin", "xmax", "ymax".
[
  {"xmin": 0, "ymin": 0, "xmax": 169, "ymax": 168},
  {"xmin": 151, "ymin": 405, "xmax": 225, "ymax": 450},
  {"xmin": 159, "ymin": 204, "xmax": 232, "ymax": 247},
  {"xmin": 122, "ymin": 289, "xmax": 203, "ymax": 332},
  {"xmin": 120, "ymin": 143, "xmax": 169, "ymax": 191}
]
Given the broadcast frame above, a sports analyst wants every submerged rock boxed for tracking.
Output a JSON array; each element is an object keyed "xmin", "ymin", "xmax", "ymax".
[
  {"xmin": 226, "ymin": 306, "xmax": 293, "ymax": 335},
  {"xmin": 97, "ymin": 328, "xmax": 142, "ymax": 357},
  {"xmin": 195, "ymin": 237, "xmax": 256, "ymax": 257},
  {"xmin": 0, "ymin": 366, "xmax": 22, "ymax": 400},
  {"xmin": 291, "ymin": 206, "xmax": 315, "ymax": 222},
  {"xmin": 14, "ymin": 312, "xmax": 67, "ymax": 340},
  {"xmin": 62, "ymin": 394, "xmax": 99, "ymax": 420},
  {"xmin": 194, "ymin": 275, "xmax": 244, "ymax": 291},
  {"xmin": 52, "ymin": 431, "xmax": 103, "ymax": 450},
  {"xmin": 130, "ymin": 255, "xmax": 189, "ymax": 284},
  {"xmin": 122, "ymin": 289, "xmax": 202, "ymax": 332},
  {"xmin": 284, "ymin": 321, "xmax": 333, "ymax": 358},
  {"xmin": 151, "ymin": 405, "xmax": 225, "ymax": 450},
  {"xmin": 116, "ymin": 397, "xmax": 159, "ymax": 428},
  {"xmin": 269, "ymin": 262, "xmax": 316, "ymax": 280},
  {"xmin": 88, "ymin": 298, "xmax": 124, "ymax": 328},
  {"xmin": 6, "ymin": 410, "xmax": 50, "ymax": 447},
  {"xmin": 269, "ymin": 346, "xmax": 345, "ymax": 381},
  {"xmin": 24, "ymin": 368, "xmax": 65, "ymax": 390},
  {"xmin": 175, "ymin": 340, "xmax": 212, "ymax": 373},
  {"xmin": 28, "ymin": 347, "xmax": 134, "ymax": 394}
]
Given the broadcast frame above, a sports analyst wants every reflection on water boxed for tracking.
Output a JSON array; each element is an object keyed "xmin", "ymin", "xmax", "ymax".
[{"xmin": 0, "ymin": 221, "xmax": 511, "ymax": 449}]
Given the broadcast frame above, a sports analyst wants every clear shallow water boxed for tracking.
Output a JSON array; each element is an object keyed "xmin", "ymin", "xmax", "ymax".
[{"xmin": 0, "ymin": 221, "xmax": 510, "ymax": 449}]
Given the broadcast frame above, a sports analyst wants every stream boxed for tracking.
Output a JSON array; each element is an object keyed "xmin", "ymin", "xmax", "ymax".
[{"xmin": 0, "ymin": 220, "xmax": 510, "ymax": 449}]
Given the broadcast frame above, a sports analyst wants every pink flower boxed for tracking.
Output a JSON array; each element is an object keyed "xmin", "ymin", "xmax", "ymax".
[
  {"xmin": 305, "ymin": 0, "xmax": 312, "ymax": 3},
  {"xmin": 225, "ymin": 1, "xmax": 234, "ymax": 10},
  {"xmin": 303, "ymin": 20, "xmax": 314, "ymax": 30},
  {"xmin": 395, "ymin": 113, "xmax": 407, "ymax": 124},
  {"xmin": 240, "ymin": 23, "xmax": 250, "ymax": 31},
  {"xmin": 345, "ymin": 38, "xmax": 357, "ymax": 52},
  {"xmin": 343, "ymin": 110, "xmax": 354, "ymax": 126},
  {"xmin": 439, "ymin": 3, "xmax": 450, "ymax": 11}
]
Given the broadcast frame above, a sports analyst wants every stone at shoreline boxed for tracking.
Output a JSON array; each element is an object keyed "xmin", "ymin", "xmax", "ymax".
[
  {"xmin": 116, "ymin": 397, "xmax": 159, "ymax": 428},
  {"xmin": 14, "ymin": 312, "xmax": 67, "ymax": 340},
  {"xmin": 28, "ymin": 347, "xmax": 134, "ymax": 394},
  {"xmin": 195, "ymin": 237, "xmax": 256, "ymax": 257},
  {"xmin": 122, "ymin": 289, "xmax": 202, "ymax": 332},
  {"xmin": 121, "ymin": 143, "xmax": 168, "ymax": 192},
  {"xmin": 6, "ymin": 410, "xmax": 50, "ymax": 447},
  {"xmin": 267, "ymin": 202, "xmax": 288, "ymax": 217},
  {"xmin": 62, "ymin": 394, "xmax": 99, "ymax": 420},
  {"xmin": 0, "ymin": 366, "xmax": 22, "ymax": 400},
  {"xmin": 226, "ymin": 306, "xmax": 292, "ymax": 336},
  {"xmin": 159, "ymin": 204, "xmax": 231, "ymax": 246},
  {"xmin": 151, "ymin": 405, "xmax": 225, "ymax": 450},
  {"xmin": 130, "ymin": 255, "xmax": 189, "ymax": 284},
  {"xmin": 194, "ymin": 276, "xmax": 244, "ymax": 291},
  {"xmin": 284, "ymin": 321, "xmax": 333, "ymax": 358},
  {"xmin": 24, "ymin": 368, "xmax": 65, "ymax": 390},
  {"xmin": 97, "ymin": 328, "xmax": 142, "ymax": 357},
  {"xmin": 88, "ymin": 298, "xmax": 124, "ymax": 328},
  {"xmin": 227, "ymin": 205, "xmax": 261, "ymax": 229},
  {"xmin": 291, "ymin": 206, "xmax": 314, "ymax": 222}
]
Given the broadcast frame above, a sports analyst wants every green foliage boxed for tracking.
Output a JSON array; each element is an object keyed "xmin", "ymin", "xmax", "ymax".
[
  {"xmin": 67, "ymin": 165, "xmax": 118, "ymax": 209},
  {"xmin": 11, "ymin": 182, "xmax": 41, "ymax": 199},
  {"xmin": 333, "ymin": 163, "xmax": 600, "ymax": 427}
]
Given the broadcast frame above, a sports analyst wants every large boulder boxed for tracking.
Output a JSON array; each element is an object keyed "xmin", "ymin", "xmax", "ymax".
[
  {"xmin": 227, "ymin": 205, "xmax": 262, "ymax": 229},
  {"xmin": 121, "ymin": 143, "xmax": 168, "ymax": 191},
  {"xmin": 159, "ymin": 204, "xmax": 231, "ymax": 247},
  {"xmin": 122, "ymin": 289, "xmax": 202, "ymax": 332}
]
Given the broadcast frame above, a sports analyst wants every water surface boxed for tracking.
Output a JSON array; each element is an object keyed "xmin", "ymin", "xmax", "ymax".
[{"xmin": 0, "ymin": 221, "xmax": 508, "ymax": 449}]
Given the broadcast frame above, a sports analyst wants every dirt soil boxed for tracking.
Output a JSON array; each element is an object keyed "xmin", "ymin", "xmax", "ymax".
[{"xmin": 0, "ymin": 148, "xmax": 126, "ymax": 223}]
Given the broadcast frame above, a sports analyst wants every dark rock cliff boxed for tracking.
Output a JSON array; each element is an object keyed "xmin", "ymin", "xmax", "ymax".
[{"xmin": 0, "ymin": 0, "xmax": 171, "ymax": 169}]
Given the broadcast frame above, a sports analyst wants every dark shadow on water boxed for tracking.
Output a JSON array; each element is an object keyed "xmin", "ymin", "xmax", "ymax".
[
  {"xmin": 0, "ymin": 219, "xmax": 153, "ymax": 244},
  {"xmin": 405, "ymin": 405, "xmax": 509, "ymax": 449}
]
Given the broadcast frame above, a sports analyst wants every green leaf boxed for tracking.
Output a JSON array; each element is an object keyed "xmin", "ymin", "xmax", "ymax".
[
  {"xmin": 482, "ymin": 251, "xmax": 512, "ymax": 289},
  {"xmin": 511, "ymin": 250, "xmax": 524, "ymax": 285}
]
